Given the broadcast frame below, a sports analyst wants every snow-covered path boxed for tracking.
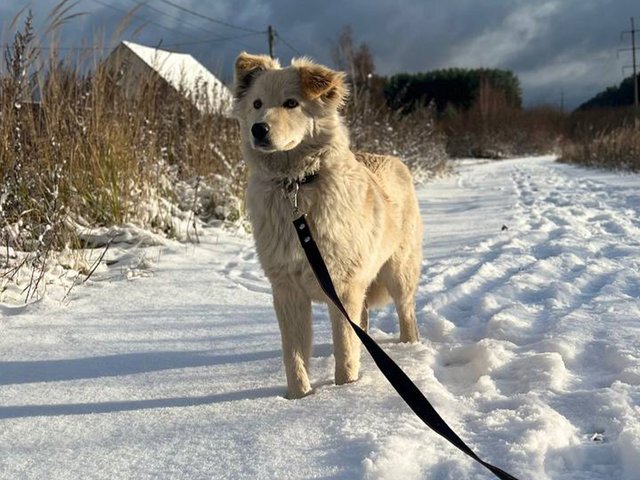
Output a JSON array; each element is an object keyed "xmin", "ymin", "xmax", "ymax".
[{"xmin": 1, "ymin": 156, "xmax": 639, "ymax": 480}]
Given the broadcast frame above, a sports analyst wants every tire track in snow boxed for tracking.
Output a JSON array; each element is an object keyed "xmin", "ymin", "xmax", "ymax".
[{"xmin": 365, "ymin": 158, "xmax": 640, "ymax": 479}]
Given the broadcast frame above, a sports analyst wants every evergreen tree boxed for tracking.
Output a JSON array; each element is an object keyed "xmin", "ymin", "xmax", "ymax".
[
  {"xmin": 578, "ymin": 74, "xmax": 639, "ymax": 110},
  {"xmin": 384, "ymin": 68, "xmax": 522, "ymax": 114}
]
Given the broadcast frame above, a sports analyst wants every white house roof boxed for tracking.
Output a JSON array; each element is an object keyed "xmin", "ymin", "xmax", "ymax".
[{"xmin": 120, "ymin": 41, "xmax": 232, "ymax": 114}]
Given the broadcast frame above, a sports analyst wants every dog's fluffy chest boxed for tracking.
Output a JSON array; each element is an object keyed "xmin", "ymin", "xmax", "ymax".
[
  {"xmin": 246, "ymin": 178, "xmax": 315, "ymax": 275},
  {"xmin": 246, "ymin": 170, "xmax": 393, "ymax": 299}
]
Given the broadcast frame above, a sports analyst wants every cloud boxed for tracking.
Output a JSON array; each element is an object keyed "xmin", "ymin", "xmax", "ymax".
[
  {"xmin": 0, "ymin": 0, "xmax": 638, "ymax": 108},
  {"xmin": 446, "ymin": 1, "xmax": 561, "ymax": 68}
]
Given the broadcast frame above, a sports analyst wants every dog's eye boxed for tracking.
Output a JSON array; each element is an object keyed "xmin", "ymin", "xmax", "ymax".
[
  {"xmin": 253, "ymin": 99, "xmax": 262, "ymax": 109},
  {"xmin": 283, "ymin": 98, "xmax": 299, "ymax": 109}
]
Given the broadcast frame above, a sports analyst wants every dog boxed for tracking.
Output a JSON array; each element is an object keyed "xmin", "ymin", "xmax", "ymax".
[{"xmin": 233, "ymin": 53, "xmax": 423, "ymax": 399}]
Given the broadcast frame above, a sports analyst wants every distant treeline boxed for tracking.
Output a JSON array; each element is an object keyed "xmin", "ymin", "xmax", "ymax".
[
  {"xmin": 578, "ymin": 74, "xmax": 640, "ymax": 110},
  {"xmin": 383, "ymin": 68, "xmax": 522, "ymax": 113}
]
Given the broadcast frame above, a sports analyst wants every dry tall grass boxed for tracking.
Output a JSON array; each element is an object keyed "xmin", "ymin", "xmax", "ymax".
[
  {"xmin": 0, "ymin": 8, "xmax": 243, "ymax": 300},
  {"xmin": 0, "ymin": 12, "xmax": 243, "ymax": 246},
  {"xmin": 560, "ymin": 108, "xmax": 640, "ymax": 170}
]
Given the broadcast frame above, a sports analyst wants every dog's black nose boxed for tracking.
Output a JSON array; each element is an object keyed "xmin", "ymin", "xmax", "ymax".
[{"xmin": 251, "ymin": 122, "xmax": 270, "ymax": 140}]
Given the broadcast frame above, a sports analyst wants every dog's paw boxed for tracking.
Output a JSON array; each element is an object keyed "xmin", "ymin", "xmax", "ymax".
[
  {"xmin": 399, "ymin": 335, "xmax": 420, "ymax": 344},
  {"xmin": 286, "ymin": 386, "xmax": 313, "ymax": 400},
  {"xmin": 334, "ymin": 372, "xmax": 359, "ymax": 386},
  {"xmin": 399, "ymin": 330, "xmax": 420, "ymax": 344}
]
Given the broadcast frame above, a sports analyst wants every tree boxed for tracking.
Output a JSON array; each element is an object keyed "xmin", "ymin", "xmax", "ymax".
[
  {"xmin": 578, "ymin": 74, "xmax": 640, "ymax": 110},
  {"xmin": 331, "ymin": 25, "xmax": 375, "ymax": 105},
  {"xmin": 384, "ymin": 68, "xmax": 522, "ymax": 114}
]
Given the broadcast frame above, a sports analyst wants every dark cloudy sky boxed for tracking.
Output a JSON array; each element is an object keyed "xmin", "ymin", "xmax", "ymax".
[{"xmin": 1, "ymin": 0, "xmax": 638, "ymax": 109}]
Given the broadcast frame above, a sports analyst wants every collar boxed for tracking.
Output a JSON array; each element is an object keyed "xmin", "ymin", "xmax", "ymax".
[
  {"xmin": 281, "ymin": 172, "xmax": 319, "ymax": 216},
  {"xmin": 294, "ymin": 171, "xmax": 319, "ymax": 186},
  {"xmin": 281, "ymin": 171, "xmax": 319, "ymax": 190}
]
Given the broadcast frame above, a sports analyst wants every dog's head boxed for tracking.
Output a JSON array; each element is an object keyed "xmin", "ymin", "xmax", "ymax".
[{"xmin": 232, "ymin": 52, "xmax": 348, "ymax": 154}]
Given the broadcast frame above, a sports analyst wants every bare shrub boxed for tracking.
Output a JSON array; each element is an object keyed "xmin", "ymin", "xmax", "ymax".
[
  {"xmin": 560, "ymin": 108, "xmax": 640, "ymax": 170},
  {"xmin": 333, "ymin": 24, "xmax": 448, "ymax": 179},
  {"xmin": 346, "ymin": 100, "xmax": 448, "ymax": 181},
  {"xmin": 441, "ymin": 81, "xmax": 566, "ymax": 158}
]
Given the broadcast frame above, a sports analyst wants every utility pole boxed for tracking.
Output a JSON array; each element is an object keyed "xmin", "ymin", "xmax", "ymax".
[
  {"xmin": 621, "ymin": 17, "xmax": 638, "ymax": 110},
  {"xmin": 268, "ymin": 25, "xmax": 275, "ymax": 59},
  {"xmin": 631, "ymin": 17, "xmax": 637, "ymax": 109}
]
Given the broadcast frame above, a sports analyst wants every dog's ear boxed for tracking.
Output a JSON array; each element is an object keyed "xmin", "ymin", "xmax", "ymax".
[
  {"xmin": 296, "ymin": 60, "xmax": 348, "ymax": 107},
  {"xmin": 234, "ymin": 52, "xmax": 280, "ymax": 98}
]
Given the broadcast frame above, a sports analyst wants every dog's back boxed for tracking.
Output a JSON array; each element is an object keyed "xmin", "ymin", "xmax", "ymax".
[
  {"xmin": 354, "ymin": 151, "xmax": 391, "ymax": 174},
  {"xmin": 355, "ymin": 151, "xmax": 420, "ymax": 230}
]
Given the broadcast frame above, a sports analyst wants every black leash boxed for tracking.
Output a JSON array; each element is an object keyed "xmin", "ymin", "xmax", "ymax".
[{"xmin": 292, "ymin": 214, "xmax": 521, "ymax": 480}]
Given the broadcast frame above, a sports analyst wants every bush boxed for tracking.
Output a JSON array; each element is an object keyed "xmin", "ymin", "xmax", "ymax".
[
  {"xmin": 345, "ymin": 91, "xmax": 448, "ymax": 181},
  {"xmin": 441, "ymin": 105, "xmax": 566, "ymax": 159},
  {"xmin": 560, "ymin": 108, "xmax": 640, "ymax": 170},
  {"xmin": 383, "ymin": 72, "xmax": 563, "ymax": 159}
]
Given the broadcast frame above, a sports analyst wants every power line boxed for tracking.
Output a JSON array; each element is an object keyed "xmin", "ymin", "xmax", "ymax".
[
  {"xmin": 87, "ymin": 0, "xmax": 194, "ymax": 40},
  {"xmin": 0, "ymin": 45, "xmax": 113, "ymax": 51},
  {"xmin": 154, "ymin": 0, "xmax": 265, "ymax": 34},
  {"xmin": 164, "ymin": 32, "xmax": 263, "ymax": 48},
  {"xmin": 7, "ymin": 1, "xmax": 301, "ymax": 61},
  {"xmin": 135, "ymin": 2, "xmax": 228, "ymax": 39},
  {"xmin": 0, "ymin": 33, "xmax": 264, "ymax": 52},
  {"xmin": 87, "ymin": 0, "xmax": 263, "ymax": 52},
  {"xmin": 274, "ymin": 31, "xmax": 303, "ymax": 56},
  {"xmin": 149, "ymin": 2, "xmax": 303, "ymax": 56}
]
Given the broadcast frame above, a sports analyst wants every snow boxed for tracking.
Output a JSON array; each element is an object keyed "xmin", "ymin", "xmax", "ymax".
[{"xmin": 1, "ymin": 156, "xmax": 639, "ymax": 479}]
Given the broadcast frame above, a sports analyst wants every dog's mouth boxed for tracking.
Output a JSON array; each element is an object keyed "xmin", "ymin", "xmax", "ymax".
[
  {"xmin": 283, "ymin": 140, "xmax": 298, "ymax": 150},
  {"xmin": 252, "ymin": 139, "xmax": 299, "ymax": 153},
  {"xmin": 252, "ymin": 140, "xmax": 277, "ymax": 152}
]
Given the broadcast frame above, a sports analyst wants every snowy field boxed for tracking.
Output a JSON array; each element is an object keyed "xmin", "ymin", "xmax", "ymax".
[{"xmin": 1, "ymin": 156, "xmax": 639, "ymax": 480}]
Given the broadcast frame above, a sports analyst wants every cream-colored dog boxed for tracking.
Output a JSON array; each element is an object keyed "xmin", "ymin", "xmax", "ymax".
[{"xmin": 233, "ymin": 53, "xmax": 422, "ymax": 399}]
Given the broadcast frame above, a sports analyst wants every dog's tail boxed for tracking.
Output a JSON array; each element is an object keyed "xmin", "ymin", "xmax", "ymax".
[{"xmin": 366, "ymin": 280, "xmax": 391, "ymax": 308}]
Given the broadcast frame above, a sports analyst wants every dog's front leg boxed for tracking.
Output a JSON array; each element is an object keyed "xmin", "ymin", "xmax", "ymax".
[
  {"xmin": 272, "ymin": 282, "xmax": 313, "ymax": 399},
  {"xmin": 328, "ymin": 287, "xmax": 365, "ymax": 385}
]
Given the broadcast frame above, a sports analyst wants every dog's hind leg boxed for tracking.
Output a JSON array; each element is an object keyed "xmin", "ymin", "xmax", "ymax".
[
  {"xmin": 394, "ymin": 290, "xmax": 419, "ymax": 343},
  {"xmin": 381, "ymin": 256, "xmax": 420, "ymax": 343},
  {"xmin": 272, "ymin": 282, "xmax": 313, "ymax": 399}
]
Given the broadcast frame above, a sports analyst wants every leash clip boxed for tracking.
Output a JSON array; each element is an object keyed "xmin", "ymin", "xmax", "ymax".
[{"xmin": 283, "ymin": 179, "xmax": 302, "ymax": 217}]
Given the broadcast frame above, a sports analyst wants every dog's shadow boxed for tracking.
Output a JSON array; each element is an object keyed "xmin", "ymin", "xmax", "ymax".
[
  {"xmin": 0, "ymin": 349, "xmax": 284, "ymax": 386},
  {"xmin": 0, "ymin": 348, "xmax": 290, "ymax": 420},
  {"xmin": 0, "ymin": 342, "xmax": 348, "ymax": 420},
  {"xmin": 0, "ymin": 336, "xmax": 403, "ymax": 420},
  {"xmin": 0, "ymin": 386, "xmax": 286, "ymax": 419}
]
